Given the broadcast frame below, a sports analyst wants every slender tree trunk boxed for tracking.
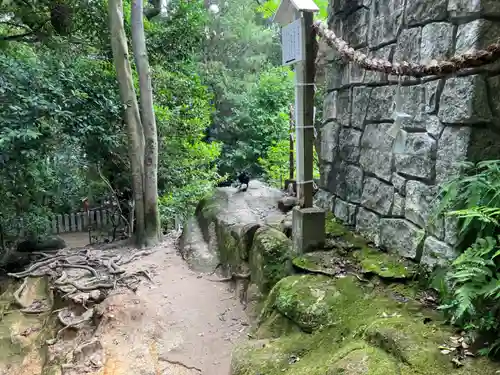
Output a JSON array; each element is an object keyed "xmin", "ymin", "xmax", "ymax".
[
  {"xmin": 108, "ymin": 0, "xmax": 146, "ymax": 245},
  {"xmin": 131, "ymin": 0, "xmax": 160, "ymax": 246}
]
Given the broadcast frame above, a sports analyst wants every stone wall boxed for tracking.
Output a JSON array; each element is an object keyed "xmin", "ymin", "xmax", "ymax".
[{"xmin": 316, "ymin": 0, "xmax": 500, "ymax": 266}]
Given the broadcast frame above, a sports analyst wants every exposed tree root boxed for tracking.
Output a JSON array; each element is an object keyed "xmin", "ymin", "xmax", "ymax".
[
  {"xmin": 160, "ymin": 358, "xmax": 202, "ymax": 373},
  {"xmin": 206, "ymin": 272, "xmax": 251, "ymax": 282},
  {"xmin": 56, "ymin": 307, "xmax": 95, "ymax": 338}
]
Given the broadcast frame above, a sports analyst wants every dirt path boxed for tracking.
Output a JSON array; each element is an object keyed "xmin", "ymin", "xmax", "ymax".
[{"xmin": 93, "ymin": 236, "xmax": 249, "ymax": 375}]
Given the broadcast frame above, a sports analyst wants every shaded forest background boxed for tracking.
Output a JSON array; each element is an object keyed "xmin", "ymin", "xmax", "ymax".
[{"xmin": 0, "ymin": 0, "xmax": 325, "ymax": 248}]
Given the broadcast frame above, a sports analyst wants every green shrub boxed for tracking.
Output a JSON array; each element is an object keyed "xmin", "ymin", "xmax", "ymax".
[{"xmin": 436, "ymin": 160, "xmax": 500, "ymax": 357}]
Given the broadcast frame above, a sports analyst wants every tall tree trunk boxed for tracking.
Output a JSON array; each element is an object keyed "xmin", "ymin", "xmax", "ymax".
[
  {"xmin": 131, "ymin": 0, "xmax": 160, "ymax": 246},
  {"xmin": 108, "ymin": 0, "xmax": 146, "ymax": 245}
]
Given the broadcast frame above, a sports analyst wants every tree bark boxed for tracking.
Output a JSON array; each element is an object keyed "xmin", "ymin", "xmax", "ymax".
[
  {"xmin": 108, "ymin": 0, "xmax": 146, "ymax": 245},
  {"xmin": 131, "ymin": 0, "xmax": 160, "ymax": 246}
]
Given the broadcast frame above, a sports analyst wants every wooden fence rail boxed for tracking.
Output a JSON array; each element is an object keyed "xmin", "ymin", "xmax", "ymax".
[
  {"xmin": 13, "ymin": 209, "xmax": 183, "ymax": 238},
  {"xmin": 15, "ymin": 208, "xmax": 124, "ymax": 237}
]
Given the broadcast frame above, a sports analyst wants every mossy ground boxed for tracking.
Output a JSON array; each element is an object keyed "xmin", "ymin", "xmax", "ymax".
[{"xmin": 232, "ymin": 274, "xmax": 499, "ymax": 375}]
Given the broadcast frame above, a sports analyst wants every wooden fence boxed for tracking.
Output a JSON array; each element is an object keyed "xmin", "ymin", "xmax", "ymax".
[
  {"xmin": 16, "ymin": 208, "xmax": 125, "ymax": 237},
  {"xmin": 14, "ymin": 208, "xmax": 183, "ymax": 238}
]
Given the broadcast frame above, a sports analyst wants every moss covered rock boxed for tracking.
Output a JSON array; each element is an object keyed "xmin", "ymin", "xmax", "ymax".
[
  {"xmin": 354, "ymin": 247, "xmax": 417, "ymax": 279},
  {"xmin": 233, "ymin": 274, "xmax": 498, "ymax": 375},
  {"xmin": 250, "ymin": 227, "xmax": 294, "ymax": 294}
]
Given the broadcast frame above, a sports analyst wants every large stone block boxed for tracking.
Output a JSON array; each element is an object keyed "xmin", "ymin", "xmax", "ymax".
[
  {"xmin": 250, "ymin": 227, "xmax": 293, "ymax": 294},
  {"xmin": 455, "ymin": 19, "xmax": 500, "ymax": 56},
  {"xmin": 392, "ymin": 193, "xmax": 405, "ymax": 217},
  {"xmin": 323, "ymin": 90, "xmax": 352, "ymax": 125},
  {"xmin": 448, "ymin": 0, "xmax": 500, "ymax": 18},
  {"xmin": 366, "ymin": 85, "xmax": 396, "ymax": 122},
  {"xmin": 320, "ymin": 121, "xmax": 341, "ymax": 163},
  {"xmin": 351, "ymin": 86, "xmax": 372, "ymax": 129},
  {"xmin": 394, "ymin": 131, "xmax": 436, "ymax": 180},
  {"xmin": 438, "ymin": 75, "xmax": 492, "ymax": 124},
  {"xmin": 435, "ymin": 126, "xmax": 471, "ymax": 184},
  {"xmin": 338, "ymin": 127, "xmax": 362, "ymax": 163},
  {"xmin": 363, "ymin": 44, "xmax": 394, "ymax": 83},
  {"xmin": 313, "ymin": 189, "xmax": 335, "ymax": 212},
  {"xmin": 359, "ymin": 123, "xmax": 394, "ymax": 181},
  {"xmin": 334, "ymin": 198, "xmax": 357, "ymax": 225},
  {"xmin": 393, "ymin": 27, "xmax": 421, "ymax": 64},
  {"xmin": 421, "ymin": 236, "xmax": 458, "ymax": 267},
  {"xmin": 334, "ymin": 163, "xmax": 364, "ymax": 203},
  {"xmin": 487, "ymin": 75, "xmax": 500, "ymax": 128},
  {"xmin": 369, "ymin": 0, "xmax": 405, "ymax": 48},
  {"xmin": 341, "ymin": 7, "xmax": 370, "ymax": 48},
  {"xmin": 444, "ymin": 215, "xmax": 460, "ymax": 246},
  {"xmin": 420, "ymin": 22, "xmax": 454, "ymax": 63},
  {"xmin": 361, "ymin": 177, "xmax": 394, "ymax": 215},
  {"xmin": 391, "ymin": 173, "xmax": 407, "ymax": 195},
  {"xmin": 356, "ymin": 207, "xmax": 381, "ymax": 245},
  {"xmin": 405, "ymin": 0, "xmax": 448, "ymax": 26},
  {"xmin": 380, "ymin": 218, "xmax": 424, "ymax": 259},
  {"xmin": 399, "ymin": 84, "xmax": 426, "ymax": 119},
  {"xmin": 325, "ymin": 60, "xmax": 345, "ymax": 91},
  {"xmin": 405, "ymin": 180, "xmax": 443, "ymax": 239},
  {"xmin": 319, "ymin": 162, "xmax": 333, "ymax": 190}
]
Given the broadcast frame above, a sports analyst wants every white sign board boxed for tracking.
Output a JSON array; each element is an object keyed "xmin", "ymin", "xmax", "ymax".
[{"xmin": 281, "ymin": 18, "xmax": 304, "ymax": 66}]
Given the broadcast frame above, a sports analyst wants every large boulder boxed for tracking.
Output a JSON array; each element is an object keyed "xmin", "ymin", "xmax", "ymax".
[
  {"xmin": 249, "ymin": 227, "xmax": 294, "ymax": 294},
  {"xmin": 16, "ymin": 236, "xmax": 66, "ymax": 253}
]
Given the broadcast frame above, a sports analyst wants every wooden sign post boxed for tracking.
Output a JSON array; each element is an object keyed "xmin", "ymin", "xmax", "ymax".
[
  {"xmin": 275, "ymin": 0, "xmax": 325, "ymax": 255},
  {"xmin": 274, "ymin": 0, "xmax": 318, "ymax": 208}
]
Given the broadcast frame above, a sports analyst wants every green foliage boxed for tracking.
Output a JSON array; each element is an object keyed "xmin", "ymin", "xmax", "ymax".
[
  {"xmin": 201, "ymin": 0, "xmax": 293, "ymax": 177},
  {"xmin": 256, "ymin": 0, "xmax": 329, "ymax": 20},
  {"xmin": 436, "ymin": 160, "xmax": 500, "ymax": 356},
  {"xmin": 216, "ymin": 66, "xmax": 295, "ymax": 175},
  {"xmin": 154, "ymin": 69, "xmax": 221, "ymax": 225},
  {"xmin": 437, "ymin": 160, "xmax": 500, "ymax": 249},
  {"xmin": 258, "ymin": 140, "xmax": 291, "ymax": 188},
  {"xmin": 258, "ymin": 138, "xmax": 321, "ymax": 188}
]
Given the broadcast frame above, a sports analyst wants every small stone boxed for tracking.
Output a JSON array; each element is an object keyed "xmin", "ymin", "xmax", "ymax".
[
  {"xmin": 421, "ymin": 236, "xmax": 458, "ymax": 267},
  {"xmin": 356, "ymin": 208, "xmax": 381, "ymax": 246},
  {"xmin": 361, "ymin": 177, "xmax": 394, "ymax": 215},
  {"xmin": 438, "ymin": 75, "xmax": 492, "ymax": 124},
  {"xmin": 380, "ymin": 218, "xmax": 424, "ymax": 259}
]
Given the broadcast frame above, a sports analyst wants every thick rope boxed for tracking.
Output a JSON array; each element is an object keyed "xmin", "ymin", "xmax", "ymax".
[{"xmin": 314, "ymin": 20, "xmax": 500, "ymax": 77}]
